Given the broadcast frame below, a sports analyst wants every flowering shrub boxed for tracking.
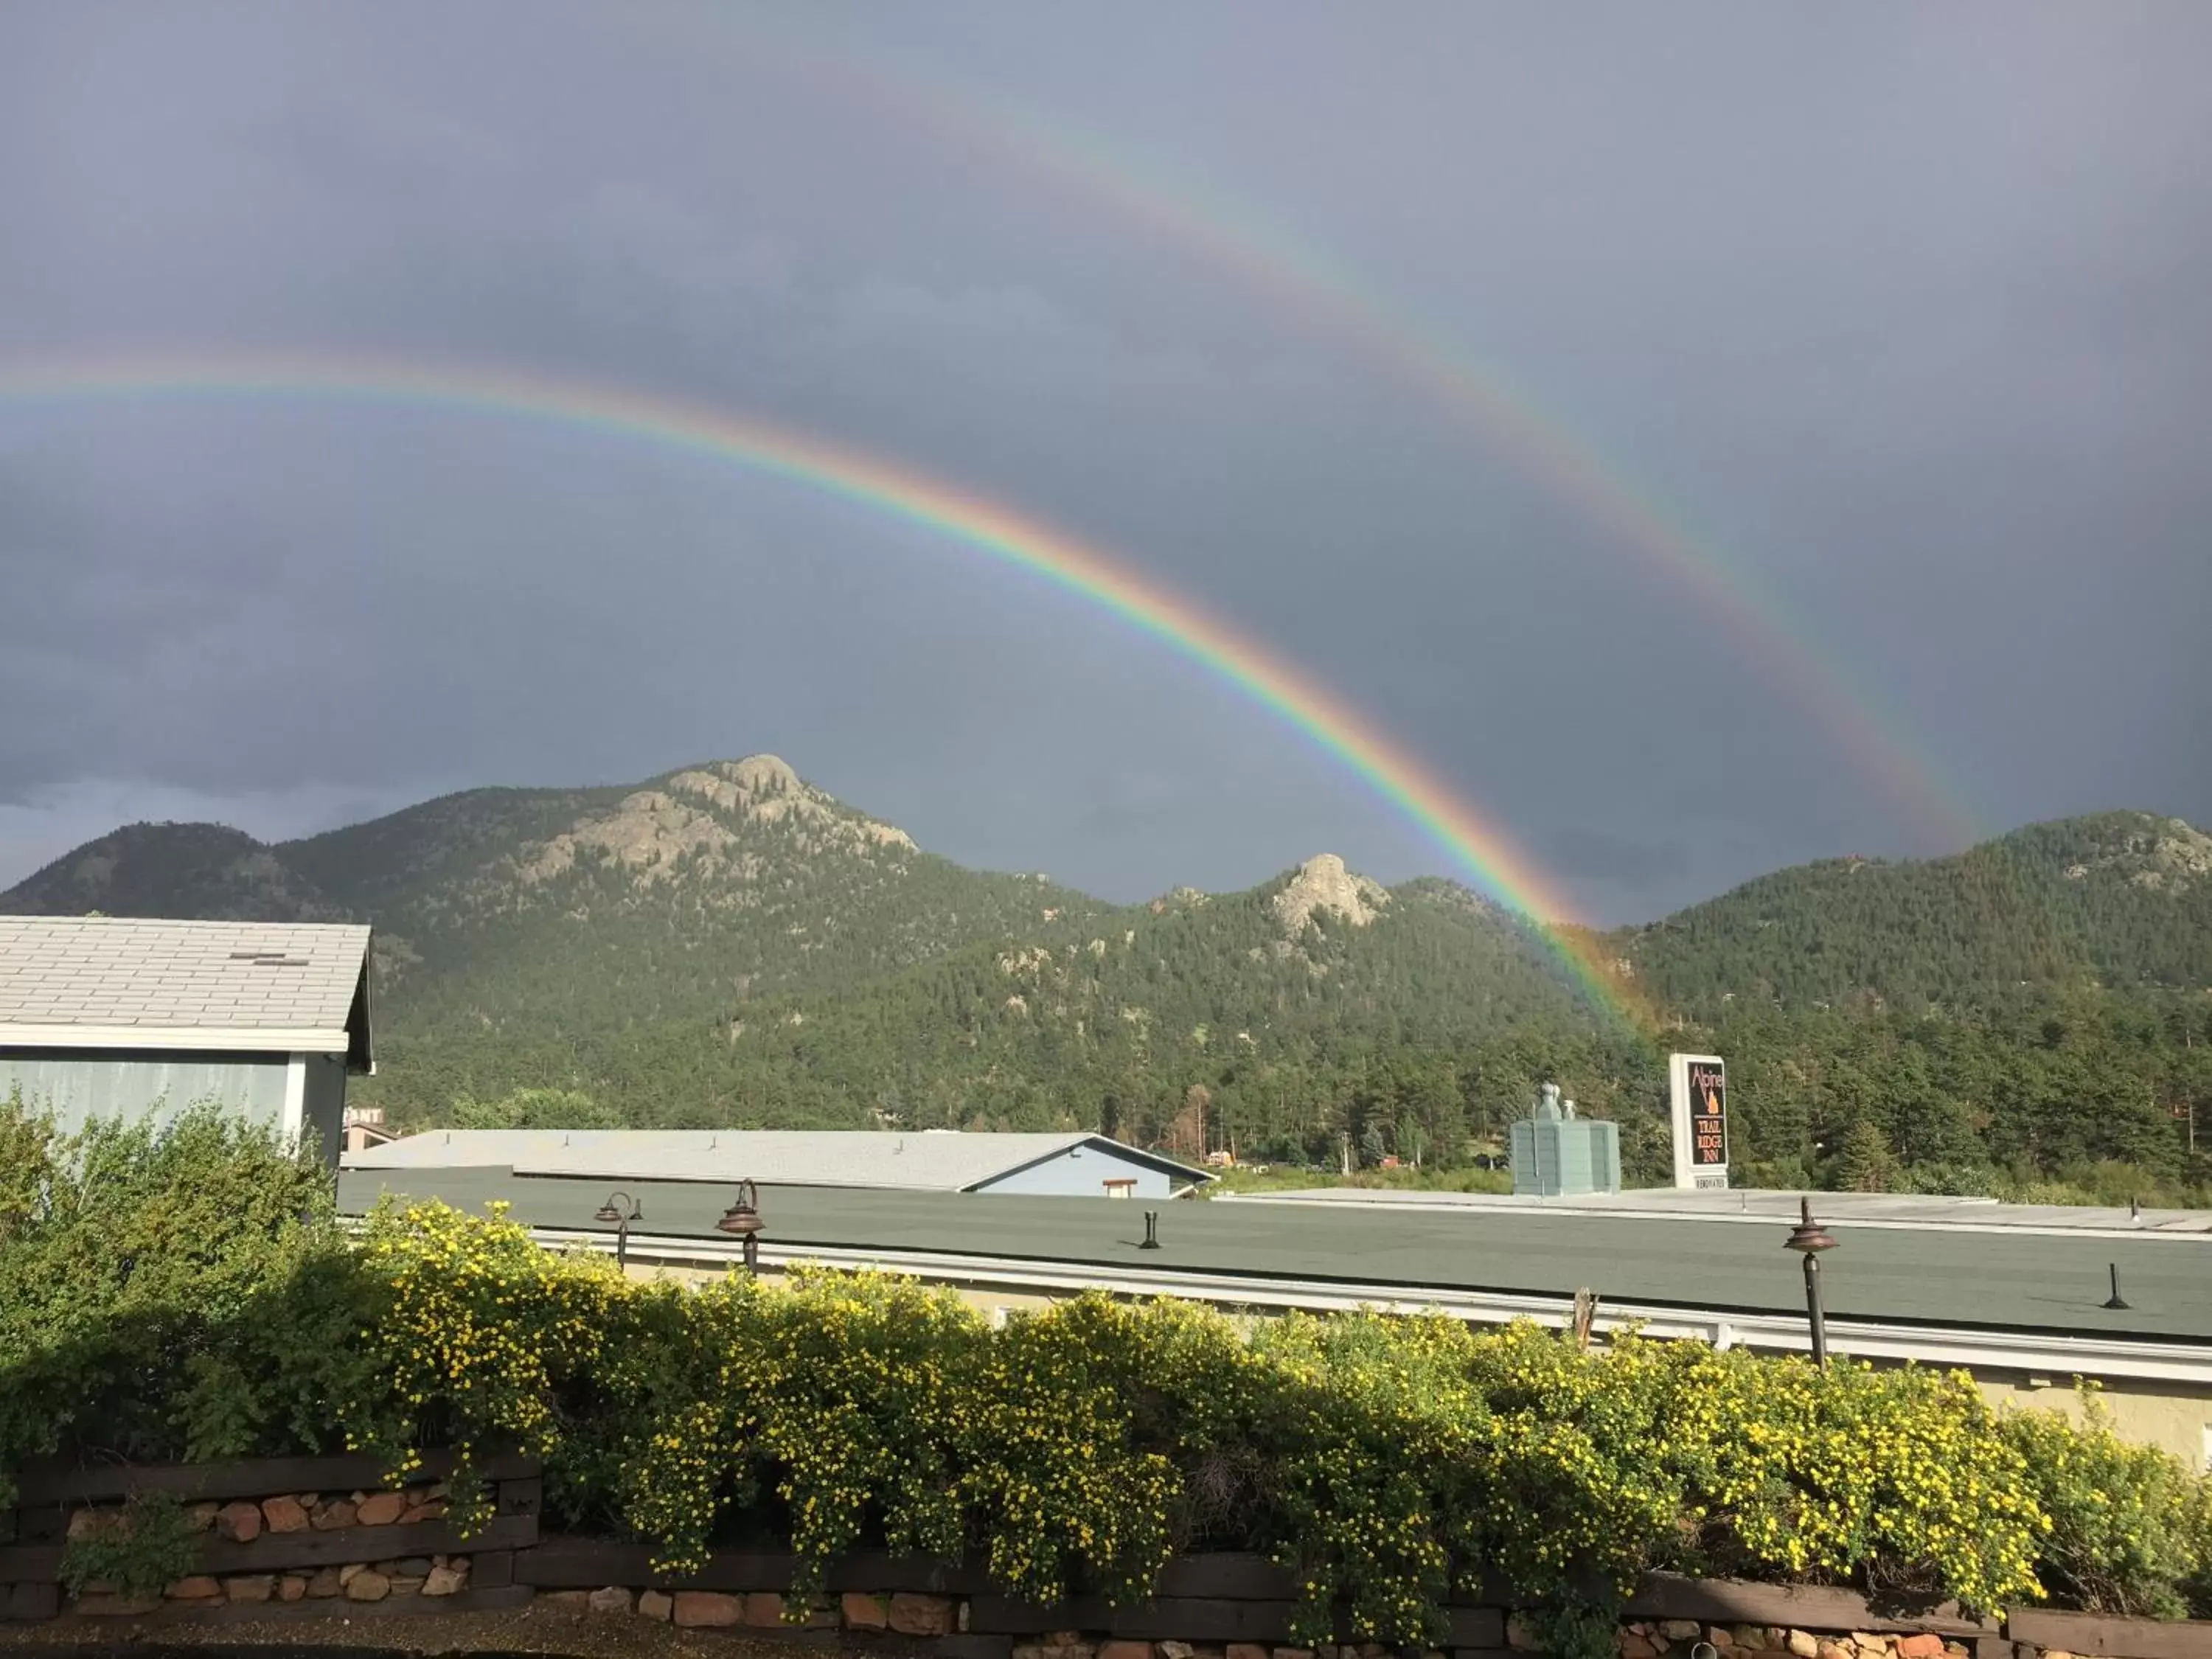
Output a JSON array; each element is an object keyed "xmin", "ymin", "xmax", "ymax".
[
  {"xmin": 575, "ymin": 1267, "xmax": 974, "ymax": 1588},
  {"xmin": 947, "ymin": 1292, "xmax": 1198, "ymax": 1607},
  {"xmin": 2003, "ymin": 1391, "xmax": 2212, "ymax": 1618},
  {"xmin": 6, "ymin": 1100, "xmax": 2211, "ymax": 1648},
  {"xmin": 344, "ymin": 1197, "xmax": 617, "ymax": 1530},
  {"xmin": 340, "ymin": 1204, "xmax": 2064, "ymax": 1643}
]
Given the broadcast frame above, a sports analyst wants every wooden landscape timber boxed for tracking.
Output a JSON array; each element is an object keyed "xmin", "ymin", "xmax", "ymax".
[{"xmin": 4, "ymin": 1457, "xmax": 2211, "ymax": 1659}]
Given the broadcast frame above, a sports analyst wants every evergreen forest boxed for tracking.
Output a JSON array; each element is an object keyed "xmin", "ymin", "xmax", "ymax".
[{"xmin": 6, "ymin": 757, "xmax": 2208, "ymax": 1203}]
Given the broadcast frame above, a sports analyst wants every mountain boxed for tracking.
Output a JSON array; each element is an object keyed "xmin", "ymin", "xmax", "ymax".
[
  {"xmin": 5, "ymin": 767, "xmax": 2208, "ymax": 1197},
  {"xmin": 276, "ymin": 756, "xmax": 1121, "ymax": 1015},
  {"xmin": 0, "ymin": 757, "xmax": 1599, "ymax": 1136},
  {"xmin": 1, "ymin": 821, "xmax": 347, "ymax": 922},
  {"xmin": 5, "ymin": 756, "xmax": 1131, "ymax": 1018},
  {"xmin": 1610, "ymin": 811, "xmax": 2212, "ymax": 1014},
  {"xmin": 698, "ymin": 855, "xmax": 1599, "ymax": 1134}
]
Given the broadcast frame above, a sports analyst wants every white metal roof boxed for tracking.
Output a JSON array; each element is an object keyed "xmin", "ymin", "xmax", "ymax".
[
  {"xmin": 345, "ymin": 1128, "xmax": 1208, "ymax": 1192},
  {"xmin": 0, "ymin": 916, "xmax": 374, "ymax": 1065}
]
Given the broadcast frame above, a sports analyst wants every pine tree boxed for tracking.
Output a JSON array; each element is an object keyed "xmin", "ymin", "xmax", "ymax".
[
  {"xmin": 1360, "ymin": 1122, "xmax": 1389, "ymax": 1168},
  {"xmin": 1832, "ymin": 1118, "xmax": 1894, "ymax": 1193}
]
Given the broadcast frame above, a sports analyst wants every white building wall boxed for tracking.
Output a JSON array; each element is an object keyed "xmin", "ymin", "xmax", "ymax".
[
  {"xmin": 973, "ymin": 1144, "xmax": 1177, "ymax": 1198},
  {"xmin": 0, "ymin": 1050, "xmax": 291, "ymax": 1140}
]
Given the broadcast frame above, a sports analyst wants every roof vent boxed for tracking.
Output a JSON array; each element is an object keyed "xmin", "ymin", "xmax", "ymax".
[{"xmin": 229, "ymin": 950, "xmax": 309, "ymax": 967}]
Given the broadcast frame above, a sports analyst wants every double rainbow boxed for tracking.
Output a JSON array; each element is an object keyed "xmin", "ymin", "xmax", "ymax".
[
  {"xmin": 712, "ymin": 23, "xmax": 1980, "ymax": 851},
  {"xmin": 0, "ymin": 352, "xmax": 1646, "ymax": 1025}
]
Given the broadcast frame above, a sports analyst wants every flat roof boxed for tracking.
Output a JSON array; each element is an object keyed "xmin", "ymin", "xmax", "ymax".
[
  {"xmin": 336, "ymin": 1165, "xmax": 2212, "ymax": 1344},
  {"xmin": 346, "ymin": 1129, "xmax": 1211, "ymax": 1192},
  {"xmin": 1225, "ymin": 1186, "xmax": 2212, "ymax": 1237}
]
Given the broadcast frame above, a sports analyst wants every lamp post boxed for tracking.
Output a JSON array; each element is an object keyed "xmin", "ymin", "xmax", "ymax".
[
  {"xmin": 716, "ymin": 1178, "xmax": 765, "ymax": 1276},
  {"xmin": 1784, "ymin": 1197, "xmax": 1839, "ymax": 1368},
  {"xmin": 594, "ymin": 1192, "xmax": 643, "ymax": 1273}
]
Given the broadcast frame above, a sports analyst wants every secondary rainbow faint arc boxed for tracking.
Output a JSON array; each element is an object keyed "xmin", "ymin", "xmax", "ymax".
[
  {"xmin": 729, "ymin": 31, "xmax": 1981, "ymax": 849},
  {"xmin": 0, "ymin": 352, "xmax": 1649, "ymax": 1023}
]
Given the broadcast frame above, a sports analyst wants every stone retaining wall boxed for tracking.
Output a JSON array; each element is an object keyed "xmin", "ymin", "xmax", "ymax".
[
  {"xmin": 0, "ymin": 1451, "xmax": 538, "ymax": 1623},
  {"xmin": 4, "ymin": 1460, "xmax": 2209, "ymax": 1659}
]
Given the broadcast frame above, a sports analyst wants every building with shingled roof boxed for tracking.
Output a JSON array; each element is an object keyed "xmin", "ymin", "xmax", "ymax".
[{"xmin": 0, "ymin": 915, "xmax": 374, "ymax": 1166}]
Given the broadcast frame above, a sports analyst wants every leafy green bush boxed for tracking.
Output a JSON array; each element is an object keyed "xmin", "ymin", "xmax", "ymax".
[
  {"xmin": 349, "ymin": 1197, "xmax": 2057, "ymax": 1646},
  {"xmin": 55, "ymin": 1489, "xmax": 200, "ymax": 1599},
  {"xmin": 2003, "ymin": 1392, "xmax": 2212, "ymax": 1618},
  {"xmin": 0, "ymin": 1096, "xmax": 364, "ymax": 1503},
  {"xmin": 8, "ymin": 1095, "xmax": 2212, "ymax": 1650}
]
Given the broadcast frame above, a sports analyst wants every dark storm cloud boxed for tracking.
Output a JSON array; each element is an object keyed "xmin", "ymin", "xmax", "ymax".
[
  {"xmin": 1, "ymin": 1, "xmax": 2208, "ymax": 920},
  {"xmin": 1540, "ymin": 827, "xmax": 1694, "ymax": 893}
]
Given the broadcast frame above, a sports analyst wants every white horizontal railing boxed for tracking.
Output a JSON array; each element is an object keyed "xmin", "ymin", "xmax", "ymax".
[{"xmin": 515, "ymin": 1225, "xmax": 2212, "ymax": 1388}]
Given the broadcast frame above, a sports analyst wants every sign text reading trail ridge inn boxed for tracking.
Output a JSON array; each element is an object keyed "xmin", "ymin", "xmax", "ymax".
[{"xmin": 1668, "ymin": 1052, "xmax": 1729, "ymax": 1190}]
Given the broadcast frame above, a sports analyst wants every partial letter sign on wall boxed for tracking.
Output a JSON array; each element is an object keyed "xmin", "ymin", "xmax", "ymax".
[{"xmin": 1669, "ymin": 1052, "xmax": 1728, "ymax": 1190}]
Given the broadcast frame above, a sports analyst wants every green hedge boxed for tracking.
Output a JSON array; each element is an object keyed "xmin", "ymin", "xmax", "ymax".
[{"xmin": 4, "ymin": 1100, "xmax": 2211, "ymax": 1652}]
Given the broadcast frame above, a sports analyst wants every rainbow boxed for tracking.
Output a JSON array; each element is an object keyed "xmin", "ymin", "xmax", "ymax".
[
  {"xmin": 0, "ymin": 352, "xmax": 1649, "ymax": 1025},
  {"xmin": 728, "ymin": 28, "xmax": 1982, "ymax": 850}
]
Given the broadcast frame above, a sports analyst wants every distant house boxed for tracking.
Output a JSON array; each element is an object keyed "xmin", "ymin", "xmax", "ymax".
[
  {"xmin": 348, "ymin": 1128, "xmax": 1214, "ymax": 1199},
  {"xmin": 0, "ymin": 916, "xmax": 375, "ymax": 1168},
  {"xmin": 344, "ymin": 1105, "xmax": 398, "ymax": 1156}
]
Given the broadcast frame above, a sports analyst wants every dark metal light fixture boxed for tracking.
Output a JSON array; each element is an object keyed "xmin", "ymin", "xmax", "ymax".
[
  {"xmin": 716, "ymin": 1178, "xmax": 765, "ymax": 1275},
  {"xmin": 594, "ymin": 1192, "xmax": 643, "ymax": 1273},
  {"xmin": 1783, "ymin": 1196, "xmax": 1839, "ymax": 1368}
]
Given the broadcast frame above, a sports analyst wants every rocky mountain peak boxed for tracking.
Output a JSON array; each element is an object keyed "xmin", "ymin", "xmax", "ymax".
[
  {"xmin": 667, "ymin": 757, "xmax": 916, "ymax": 851},
  {"xmin": 1270, "ymin": 852, "xmax": 1389, "ymax": 936},
  {"xmin": 520, "ymin": 788, "xmax": 737, "ymax": 885},
  {"xmin": 722, "ymin": 754, "xmax": 801, "ymax": 794},
  {"xmin": 2122, "ymin": 815, "xmax": 2211, "ymax": 892},
  {"xmin": 2033, "ymin": 811, "xmax": 2212, "ymax": 895},
  {"xmin": 515, "ymin": 757, "xmax": 916, "ymax": 890}
]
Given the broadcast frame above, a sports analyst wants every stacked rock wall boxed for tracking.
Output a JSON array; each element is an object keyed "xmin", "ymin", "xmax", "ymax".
[
  {"xmin": 4, "ymin": 1459, "xmax": 2211, "ymax": 1659},
  {"xmin": 0, "ymin": 1450, "xmax": 538, "ymax": 1622}
]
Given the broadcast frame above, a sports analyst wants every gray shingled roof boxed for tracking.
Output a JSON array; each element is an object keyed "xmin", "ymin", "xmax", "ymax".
[
  {"xmin": 346, "ymin": 1129, "xmax": 1210, "ymax": 1192},
  {"xmin": 0, "ymin": 916, "xmax": 373, "ymax": 1062}
]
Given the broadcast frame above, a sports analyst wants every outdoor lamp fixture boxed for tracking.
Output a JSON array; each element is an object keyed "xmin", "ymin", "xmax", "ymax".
[
  {"xmin": 594, "ymin": 1192, "xmax": 644, "ymax": 1273},
  {"xmin": 716, "ymin": 1178, "xmax": 765, "ymax": 1276},
  {"xmin": 1783, "ymin": 1197, "xmax": 1839, "ymax": 1368}
]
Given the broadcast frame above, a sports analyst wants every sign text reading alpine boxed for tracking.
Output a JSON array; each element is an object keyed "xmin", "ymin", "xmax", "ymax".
[
  {"xmin": 1668, "ymin": 1052, "xmax": 1730, "ymax": 1189},
  {"xmin": 1688, "ymin": 1059, "xmax": 1727, "ymax": 1167}
]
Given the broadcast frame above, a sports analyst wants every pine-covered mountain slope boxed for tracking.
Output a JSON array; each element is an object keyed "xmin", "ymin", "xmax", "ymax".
[
  {"xmin": 0, "ymin": 760, "xmax": 1595, "ymax": 1125},
  {"xmin": 284, "ymin": 756, "xmax": 1116, "ymax": 1026},
  {"xmin": 5, "ymin": 770, "xmax": 2207, "ymax": 1191},
  {"xmin": 698, "ymin": 855, "xmax": 1593, "ymax": 1121},
  {"xmin": 1, "ymin": 757, "xmax": 1116, "ymax": 1024},
  {"xmin": 1, "ymin": 821, "xmax": 349, "ymax": 922},
  {"xmin": 1609, "ymin": 811, "xmax": 2212, "ymax": 1015}
]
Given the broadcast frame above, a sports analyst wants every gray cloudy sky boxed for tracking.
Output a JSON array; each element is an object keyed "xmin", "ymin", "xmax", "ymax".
[{"xmin": 1, "ymin": 1, "xmax": 2206, "ymax": 923}]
